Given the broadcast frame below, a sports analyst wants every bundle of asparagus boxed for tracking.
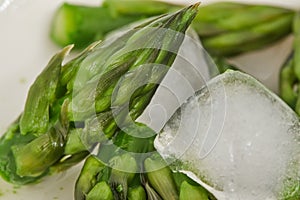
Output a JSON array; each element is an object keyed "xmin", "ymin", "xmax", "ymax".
[
  {"xmin": 75, "ymin": 123, "xmax": 215, "ymax": 200},
  {"xmin": 50, "ymin": 0, "xmax": 294, "ymax": 57},
  {"xmin": 0, "ymin": 4, "xmax": 199, "ymax": 185}
]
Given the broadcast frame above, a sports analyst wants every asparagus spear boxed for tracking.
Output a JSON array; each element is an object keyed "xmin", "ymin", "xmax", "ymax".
[
  {"xmin": 50, "ymin": 3, "xmax": 140, "ymax": 48},
  {"xmin": 50, "ymin": 1, "xmax": 294, "ymax": 57},
  {"xmin": 0, "ymin": 4, "xmax": 199, "ymax": 185},
  {"xmin": 280, "ymin": 54, "xmax": 297, "ymax": 108},
  {"xmin": 293, "ymin": 12, "xmax": 300, "ymax": 80},
  {"xmin": 202, "ymin": 12, "xmax": 293, "ymax": 56},
  {"xmin": 280, "ymin": 12, "xmax": 300, "ymax": 114},
  {"xmin": 50, "ymin": 1, "xmax": 180, "ymax": 48},
  {"xmin": 194, "ymin": 3, "xmax": 291, "ymax": 35},
  {"xmin": 19, "ymin": 46, "xmax": 72, "ymax": 136}
]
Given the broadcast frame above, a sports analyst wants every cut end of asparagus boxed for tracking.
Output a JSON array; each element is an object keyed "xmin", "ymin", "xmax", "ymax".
[
  {"xmin": 180, "ymin": 181, "xmax": 209, "ymax": 200},
  {"xmin": 50, "ymin": 3, "xmax": 77, "ymax": 47}
]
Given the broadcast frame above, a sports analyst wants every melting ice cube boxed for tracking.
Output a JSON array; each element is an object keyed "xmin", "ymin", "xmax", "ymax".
[
  {"xmin": 156, "ymin": 70, "xmax": 300, "ymax": 200},
  {"xmin": 138, "ymin": 28, "xmax": 212, "ymax": 132}
]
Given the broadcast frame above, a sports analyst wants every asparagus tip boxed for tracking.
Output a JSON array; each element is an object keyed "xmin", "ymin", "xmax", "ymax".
[
  {"xmin": 62, "ymin": 44, "xmax": 74, "ymax": 57},
  {"xmin": 192, "ymin": 2, "xmax": 201, "ymax": 9},
  {"xmin": 86, "ymin": 40, "xmax": 102, "ymax": 51}
]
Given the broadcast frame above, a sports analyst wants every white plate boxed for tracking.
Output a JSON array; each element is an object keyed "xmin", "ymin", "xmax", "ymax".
[{"xmin": 0, "ymin": 0, "xmax": 299, "ymax": 199}]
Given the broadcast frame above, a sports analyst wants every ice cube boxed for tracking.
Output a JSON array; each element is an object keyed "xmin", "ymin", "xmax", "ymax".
[
  {"xmin": 156, "ymin": 70, "xmax": 300, "ymax": 200},
  {"xmin": 137, "ymin": 28, "xmax": 212, "ymax": 132}
]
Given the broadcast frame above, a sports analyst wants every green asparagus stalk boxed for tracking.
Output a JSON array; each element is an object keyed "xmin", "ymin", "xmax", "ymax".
[
  {"xmin": 50, "ymin": 3, "xmax": 139, "ymax": 48},
  {"xmin": 19, "ymin": 46, "xmax": 72, "ymax": 136},
  {"xmin": 0, "ymin": 4, "xmax": 198, "ymax": 185},
  {"xmin": 293, "ymin": 12, "xmax": 300, "ymax": 80},
  {"xmin": 0, "ymin": 48, "xmax": 73, "ymax": 184},
  {"xmin": 202, "ymin": 12, "xmax": 293, "ymax": 56},
  {"xmin": 50, "ymin": 1, "xmax": 294, "ymax": 57},
  {"xmin": 280, "ymin": 54, "xmax": 297, "ymax": 108},
  {"xmin": 103, "ymin": 0, "xmax": 181, "ymax": 17},
  {"xmin": 193, "ymin": 2, "xmax": 291, "ymax": 36},
  {"xmin": 50, "ymin": 1, "xmax": 180, "ymax": 48},
  {"xmin": 280, "ymin": 12, "xmax": 300, "ymax": 114}
]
